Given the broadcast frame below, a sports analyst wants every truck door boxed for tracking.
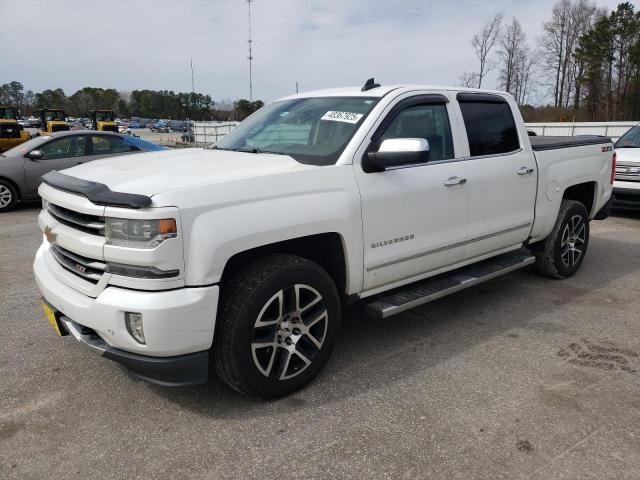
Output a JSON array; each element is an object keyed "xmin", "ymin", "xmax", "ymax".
[
  {"xmin": 354, "ymin": 92, "xmax": 471, "ymax": 292},
  {"xmin": 455, "ymin": 93, "xmax": 537, "ymax": 260}
]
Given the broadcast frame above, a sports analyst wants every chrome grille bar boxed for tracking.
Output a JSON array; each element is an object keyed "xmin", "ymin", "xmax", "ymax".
[
  {"xmin": 50, "ymin": 245, "xmax": 105, "ymax": 283},
  {"xmin": 47, "ymin": 203, "xmax": 105, "ymax": 233}
]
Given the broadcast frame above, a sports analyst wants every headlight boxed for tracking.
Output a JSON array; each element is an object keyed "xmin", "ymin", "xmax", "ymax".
[{"xmin": 105, "ymin": 218, "xmax": 177, "ymax": 248}]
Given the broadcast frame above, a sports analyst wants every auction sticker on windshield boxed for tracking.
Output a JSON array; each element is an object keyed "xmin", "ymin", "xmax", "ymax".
[{"xmin": 321, "ymin": 111, "xmax": 364, "ymax": 124}]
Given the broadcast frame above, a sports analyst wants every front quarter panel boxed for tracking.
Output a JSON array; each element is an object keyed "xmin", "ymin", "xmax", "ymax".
[{"xmin": 154, "ymin": 165, "xmax": 364, "ymax": 294}]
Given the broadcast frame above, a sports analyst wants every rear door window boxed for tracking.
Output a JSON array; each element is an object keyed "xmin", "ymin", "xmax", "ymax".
[
  {"xmin": 458, "ymin": 95, "xmax": 520, "ymax": 157},
  {"xmin": 91, "ymin": 135, "xmax": 139, "ymax": 155}
]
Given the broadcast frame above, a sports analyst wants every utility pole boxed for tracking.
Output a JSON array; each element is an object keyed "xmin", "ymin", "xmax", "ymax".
[
  {"xmin": 247, "ymin": 0, "xmax": 254, "ymax": 101},
  {"xmin": 190, "ymin": 58, "xmax": 195, "ymax": 95},
  {"xmin": 189, "ymin": 57, "xmax": 196, "ymax": 121}
]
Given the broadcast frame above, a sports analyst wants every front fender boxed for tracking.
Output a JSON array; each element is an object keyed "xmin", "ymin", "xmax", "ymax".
[{"xmin": 169, "ymin": 166, "xmax": 364, "ymax": 294}]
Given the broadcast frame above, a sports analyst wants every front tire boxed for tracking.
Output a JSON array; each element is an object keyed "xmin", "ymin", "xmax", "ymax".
[
  {"xmin": 533, "ymin": 199, "xmax": 590, "ymax": 278},
  {"xmin": 213, "ymin": 254, "xmax": 341, "ymax": 399},
  {"xmin": 0, "ymin": 180, "xmax": 18, "ymax": 213}
]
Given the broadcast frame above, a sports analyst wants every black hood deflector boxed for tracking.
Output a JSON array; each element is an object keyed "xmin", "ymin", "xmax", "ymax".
[{"xmin": 41, "ymin": 171, "xmax": 152, "ymax": 209}]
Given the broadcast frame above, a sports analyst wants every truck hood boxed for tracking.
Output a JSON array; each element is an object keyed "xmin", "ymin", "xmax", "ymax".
[
  {"xmin": 616, "ymin": 147, "xmax": 640, "ymax": 165},
  {"xmin": 63, "ymin": 148, "xmax": 315, "ymax": 197}
]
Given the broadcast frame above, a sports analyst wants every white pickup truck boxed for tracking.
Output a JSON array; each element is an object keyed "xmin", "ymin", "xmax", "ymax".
[
  {"xmin": 612, "ymin": 122, "xmax": 640, "ymax": 210},
  {"xmin": 34, "ymin": 81, "xmax": 615, "ymax": 399}
]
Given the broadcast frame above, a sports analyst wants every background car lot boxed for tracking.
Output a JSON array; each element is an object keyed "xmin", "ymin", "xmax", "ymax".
[{"xmin": 1, "ymin": 205, "xmax": 639, "ymax": 480}]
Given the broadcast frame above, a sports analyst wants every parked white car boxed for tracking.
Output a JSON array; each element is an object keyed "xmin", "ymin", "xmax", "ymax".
[
  {"xmin": 34, "ymin": 81, "xmax": 615, "ymax": 398},
  {"xmin": 612, "ymin": 123, "xmax": 640, "ymax": 210}
]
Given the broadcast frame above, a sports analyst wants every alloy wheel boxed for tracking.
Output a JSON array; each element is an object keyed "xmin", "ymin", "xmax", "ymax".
[
  {"xmin": 560, "ymin": 214, "xmax": 586, "ymax": 267},
  {"xmin": 251, "ymin": 284, "xmax": 328, "ymax": 381},
  {"xmin": 0, "ymin": 185, "xmax": 13, "ymax": 208}
]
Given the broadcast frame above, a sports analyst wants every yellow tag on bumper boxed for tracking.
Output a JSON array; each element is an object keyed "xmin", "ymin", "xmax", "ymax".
[{"xmin": 42, "ymin": 302, "xmax": 63, "ymax": 336}]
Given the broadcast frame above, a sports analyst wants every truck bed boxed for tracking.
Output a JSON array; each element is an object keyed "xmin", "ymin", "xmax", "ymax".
[{"xmin": 530, "ymin": 135, "xmax": 611, "ymax": 151}]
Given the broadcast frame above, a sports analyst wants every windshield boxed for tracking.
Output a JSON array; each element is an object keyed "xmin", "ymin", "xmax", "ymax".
[
  {"xmin": 44, "ymin": 111, "xmax": 66, "ymax": 122},
  {"xmin": 615, "ymin": 124, "xmax": 640, "ymax": 148},
  {"xmin": 0, "ymin": 107, "xmax": 17, "ymax": 120},
  {"xmin": 122, "ymin": 135, "xmax": 166, "ymax": 151},
  {"xmin": 213, "ymin": 96, "xmax": 380, "ymax": 165},
  {"xmin": 95, "ymin": 111, "xmax": 115, "ymax": 122}
]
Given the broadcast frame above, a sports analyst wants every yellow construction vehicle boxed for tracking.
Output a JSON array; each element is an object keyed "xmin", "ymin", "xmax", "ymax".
[
  {"xmin": 0, "ymin": 106, "xmax": 31, "ymax": 153},
  {"xmin": 39, "ymin": 108, "xmax": 70, "ymax": 134},
  {"xmin": 90, "ymin": 110, "xmax": 118, "ymax": 132}
]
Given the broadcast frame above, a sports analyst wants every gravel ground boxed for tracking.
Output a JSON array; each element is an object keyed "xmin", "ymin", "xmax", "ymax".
[{"xmin": 1, "ymin": 205, "xmax": 639, "ymax": 479}]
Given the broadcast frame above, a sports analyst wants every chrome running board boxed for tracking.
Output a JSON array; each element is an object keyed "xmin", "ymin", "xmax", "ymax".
[{"xmin": 365, "ymin": 250, "xmax": 535, "ymax": 319}]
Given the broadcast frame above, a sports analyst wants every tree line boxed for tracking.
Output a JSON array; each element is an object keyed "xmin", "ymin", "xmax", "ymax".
[
  {"xmin": 0, "ymin": 82, "xmax": 264, "ymax": 121},
  {"xmin": 462, "ymin": 1, "xmax": 639, "ymax": 121}
]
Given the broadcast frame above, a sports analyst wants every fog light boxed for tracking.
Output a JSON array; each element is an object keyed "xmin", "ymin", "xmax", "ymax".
[{"xmin": 125, "ymin": 312, "xmax": 145, "ymax": 344}]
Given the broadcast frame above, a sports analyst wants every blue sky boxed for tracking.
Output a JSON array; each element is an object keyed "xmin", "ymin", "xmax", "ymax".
[{"xmin": 0, "ymin": 0, "xmax": 626, "ymax": 104}]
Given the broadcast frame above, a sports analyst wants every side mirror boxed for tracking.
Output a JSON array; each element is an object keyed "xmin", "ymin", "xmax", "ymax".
[
  {"xmin": 26, "ymin": 149, "xmax": 44, "ymax": 160},
  {"xmin": 363, "ymin": 138, "xmax": 430, "ymax": 173}
]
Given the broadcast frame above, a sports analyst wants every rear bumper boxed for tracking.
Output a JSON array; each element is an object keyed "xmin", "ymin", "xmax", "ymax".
[
  {"xmin": 612, "ymin": 183, "xmax": 640, "ymax": 211},
  {"xmin": 60, "ymin": 317, "xmax": 209, "ymax": 386},
  {"xmin": 593, "ymin": 195, "xmax": 612, "ymax": 220}
]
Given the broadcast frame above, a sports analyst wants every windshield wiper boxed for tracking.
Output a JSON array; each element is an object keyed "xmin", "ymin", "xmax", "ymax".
[
  {"xmin": 210, "ymin": 146, "xmax": 255, "ymax": 153},
  {"xmin": 211, "ymin": 146, "xmax": 287, "ymax": 155}
]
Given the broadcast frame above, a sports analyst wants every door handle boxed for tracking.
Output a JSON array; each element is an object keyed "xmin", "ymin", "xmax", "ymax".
[
  {"xmin": 517, "ymin": 166, "xmax": 535, "ymax": 175},
  {"xmin": 444, "ymin": 176, "xmax": 467, "ymax": 186}
]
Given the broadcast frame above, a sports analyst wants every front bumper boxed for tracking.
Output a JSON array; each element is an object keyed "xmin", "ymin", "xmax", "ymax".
[
  {"xmin": 60, "ymin": 317, "xmax": 209, "ymax": 386},
  {"xmin": 34, "ymin": 244, "xmax": 219, "ymax": 384},
  {"xmin": 612, "ymin": 183, "xmax": 640, "ymax": 211}
]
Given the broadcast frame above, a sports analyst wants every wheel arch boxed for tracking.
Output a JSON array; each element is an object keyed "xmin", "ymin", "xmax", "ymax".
[
  {"xmin": 562, "ymin": 181, "xmax": 597, "ymax": 217},
  {"xmin": 0, "ymin": 176, "xmax": 21, "ymax": 201},
  {"xmin": 220, "ymin": 232, "xmax": 349, "ymax": 298}
]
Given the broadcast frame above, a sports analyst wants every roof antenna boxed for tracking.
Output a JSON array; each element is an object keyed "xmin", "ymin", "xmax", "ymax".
[{"xmin": 361, "ymin": 77, "xmax": 381, "ymax": 92}]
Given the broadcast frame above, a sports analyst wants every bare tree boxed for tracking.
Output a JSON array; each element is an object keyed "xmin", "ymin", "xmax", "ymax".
[
  {"xmin": 471, "ymin": 14, "xmax": 503, "ymax": 88},
  {"xmin": 514, "ymin": 50, "xmax": 536, "ymax": 104},
  {"xmin": 118, "ymin": 90, "xmax": 132, "ymax": 104},
  {"xmin": 497, "ymin": 18, "xmax": 526, "ymax": 94},
  {"xmin": 458, "ymin": 71, "xmax": 480, "ymax": 88},
  {"xmin": 538, "ymin": 0, "xmax": 598, "ymax": 108}
]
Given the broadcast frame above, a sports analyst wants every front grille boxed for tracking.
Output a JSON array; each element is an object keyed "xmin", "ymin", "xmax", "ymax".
[
  {"xmin": 616, "ymin": 161, "xmax": 640, "ymax": 181},
  {"xmin": 50, "ymin": 245, "xmax": 105, "ymax": 284},
  {"xmin": 48, "ymin": 203, "xmax": 105, "ymax": 235}
]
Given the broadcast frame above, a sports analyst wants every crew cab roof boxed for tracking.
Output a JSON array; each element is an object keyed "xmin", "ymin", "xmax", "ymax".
[{"xmin": 279, "ymin": 85, "xmax": 511, "ymax": 101}]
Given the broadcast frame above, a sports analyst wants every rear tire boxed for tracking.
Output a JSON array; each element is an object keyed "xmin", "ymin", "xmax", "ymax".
[
  {"xmin": 533, "ymin": 199, "xmax": 589, "ymax": 278},
  {"xmin": 213, "ymin": 254, "xmax": 341, "ymax": 399},
  {"xmin": 0, "ymin": 180, "xmax": 18, "ymax": 213}
]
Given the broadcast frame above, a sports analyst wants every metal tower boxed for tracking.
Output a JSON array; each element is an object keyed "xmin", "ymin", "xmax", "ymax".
[{"xmin": 247, "ymin": 0, "xmax": 254, "ymax": 101}]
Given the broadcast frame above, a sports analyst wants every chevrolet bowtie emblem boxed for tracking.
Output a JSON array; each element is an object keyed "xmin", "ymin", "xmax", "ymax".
[{"xmin": 44, "ymin": 226, "xmax": 57, "ymax": 243}]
